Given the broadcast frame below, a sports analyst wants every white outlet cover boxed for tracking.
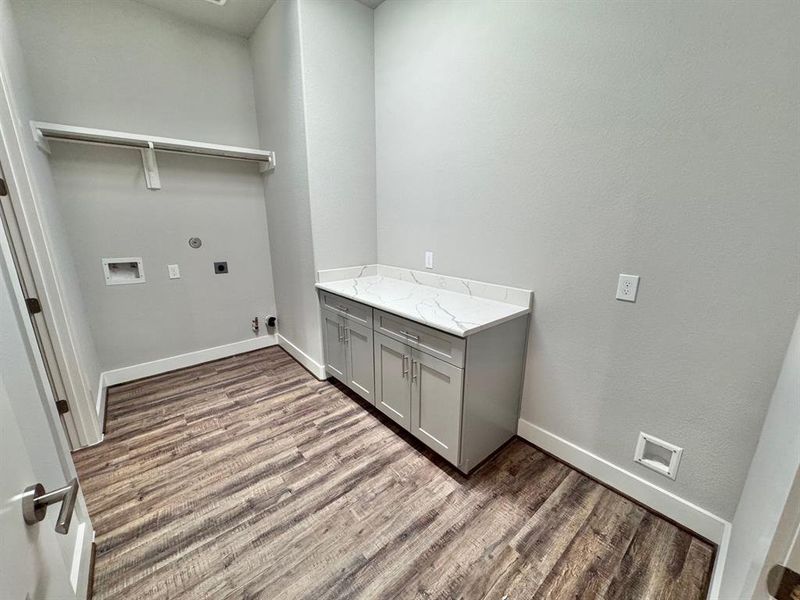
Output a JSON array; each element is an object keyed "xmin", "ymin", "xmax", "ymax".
[
  {"xmin": 168, "ymin": 264, "xmax": 181, "ymax": 279},
  {"xmin": 616, "ymin": 274, "xmax": 640, "ymax": 302},
  {"xmin": 425, "ymin": 251, "xmax": 434, "ymax": 269}
]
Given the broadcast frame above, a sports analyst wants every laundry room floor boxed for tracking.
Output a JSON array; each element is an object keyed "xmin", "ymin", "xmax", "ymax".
[{"xmin": 73, "ymin": 347, "xmax": 715, "ymax": 600}]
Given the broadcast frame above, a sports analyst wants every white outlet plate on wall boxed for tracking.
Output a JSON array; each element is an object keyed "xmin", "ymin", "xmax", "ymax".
[
  {"xmin": 634, "ymin": 432, "xmax": 682, "ymax": 480},
  {"xmin": 168, "ymin": 264, "xmax": 181, "ymax": 279},
  {"xmin": 425, "ymin": 251, "xmax": 433, "ymax": 269},
  {"xmin": 616, "ymin": 274, "xmax": 640, "ymax": 302}
]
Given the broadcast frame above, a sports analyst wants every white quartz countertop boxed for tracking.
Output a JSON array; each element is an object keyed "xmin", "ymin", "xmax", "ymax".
[{"xmin": 315, "ymin": 275, "xmax": 531, "ymax": 337}]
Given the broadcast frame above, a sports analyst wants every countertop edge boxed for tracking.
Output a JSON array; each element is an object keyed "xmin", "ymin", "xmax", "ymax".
[{"xmin": 315, "ymin": 281, "xmax": 531, "ymax": 338}]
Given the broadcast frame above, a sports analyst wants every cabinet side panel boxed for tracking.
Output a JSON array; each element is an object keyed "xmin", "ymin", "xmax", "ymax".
[{"xmin": 460, "ymin": 315, "xmax": 529, "ymax": 472}]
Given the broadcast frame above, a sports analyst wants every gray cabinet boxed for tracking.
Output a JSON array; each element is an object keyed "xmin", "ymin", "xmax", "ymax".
[
  {"xmin": 321, "ymin": 308, "xmax": 374, "ymax": 404},
  {"xmin": 374, "ymin": 333, "xmax": 411, "ymax": 428},
  {"xmin": 374, "ymin": 309, "xmax": 465, "ymax": 367},
  {"xmin": 411, "ymin": 349, "xmax": 463, "ymax": 465},
  {"xmin": 320, "ymin": 290, "xmax": 529, "ymax": 474},
  {"xmin": 322, "ymin": 309, "xmax": 346, "ymax": 382},
  {"xmin": 320, "ymin": 291, "xmax": 373, "ymax": 327},
  {"xmin": 374, "ymin": 332, "xmax": 464, "ymax": 465},
  {"xmin": 345, "ymin": 319, "xmax": 374, "ymax": 404}
]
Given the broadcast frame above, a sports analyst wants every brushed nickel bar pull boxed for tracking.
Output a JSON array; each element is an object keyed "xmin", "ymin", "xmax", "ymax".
[
  {"xmin": 22, "ymin": 477, "xmax": 79, "ymax": 535},
  {"xmin": 411, "ymin": 360, "xmax": 418, "ymax": 382},
  {"xmin": 344, "ymin": 327, "xmax": 350, "ymax": 344},
  {"xmin": 338, "ymin": 323, "xmax": 344, "ymax": 342},
  {"xmin": 399, "ymin": 330, "xmax": 419, "ymax": 341},
  {"xmin": 336, "ymin": 304, "xmax": 350, "ymax": 312},
  {"xmin": 402, "ymin": 354, "xmax": 409, "ymax": 377}
]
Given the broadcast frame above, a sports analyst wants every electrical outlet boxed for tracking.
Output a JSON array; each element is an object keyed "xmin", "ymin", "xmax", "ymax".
[
  {"xmin": 167, "ymin": 264, "xmax": 181, "ymax": 279},
  {"xmin": 425, "ymin": 251, "xmax": 434, "ymax": 269},
  {"xmin": 616, "ymin": 274, "xmax": 639, "ymax": 302}
]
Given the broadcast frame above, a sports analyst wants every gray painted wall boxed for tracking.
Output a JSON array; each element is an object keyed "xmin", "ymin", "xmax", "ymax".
[
  {"xmin": 0, "ymin": 0, "xmax": 101, "ymax": 441},
  {"xmin": 250, "ymin": 0, "xmax": 323, "ymax": 364},
  {"xmin": 12, "ymin": 0, "xmax": 277, "ymax": 371},
  {"xmin": 250, "ymin": 0, "xmax": 376, "ymax": 366},
  {"xmin": 48, "ymin": 146, "xmax": 275, "ymax": 370},
  {"xmin": 12, "ymin": 0, "xmax": 260, "ymax": 147},
  {"xmin": 301, "ymin": 0, "xmax": 377, "ymax": 271},
  {"xmin": 374, "ymin": 0, "xmax": 800, "ymax": 519}
]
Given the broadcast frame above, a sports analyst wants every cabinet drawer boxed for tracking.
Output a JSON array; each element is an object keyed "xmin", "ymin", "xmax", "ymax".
[
  {"xmin": 319, "ymin": 291, "xmax": 373, "ymax": 327},
  {"xmin": 374, "ymin": 310, "xmax": 465, "ymax": 368}
]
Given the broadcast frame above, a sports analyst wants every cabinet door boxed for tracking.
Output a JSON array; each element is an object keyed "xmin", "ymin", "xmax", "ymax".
[
  {"xmin": 345, "ymin": 319, "xmax": 375, "ymax": 404},
  {"xmin": 373, "ymin": 332, "xmax": 411, "ymax": 429},
  {"xmin": 322, "ymin": 309, "xmax": 346, "ymax": 382},
  {"xmin": 411, "ymin": 349, "xmax": 463, "ymax": 465}
]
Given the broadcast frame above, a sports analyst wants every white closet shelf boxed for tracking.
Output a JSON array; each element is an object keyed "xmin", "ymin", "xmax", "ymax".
[{"xmin": 30, "ymin": 121, "xmax": 275, "ymax": 190}]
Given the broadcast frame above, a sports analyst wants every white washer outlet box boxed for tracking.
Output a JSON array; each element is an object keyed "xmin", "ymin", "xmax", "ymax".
[
  {"xmin": 102, "ymin": 258, "xmax": 145, "ymax": 286},
  {"xmin": 634, "ymin": 432, "xmax": 682, "ymax": 480}
]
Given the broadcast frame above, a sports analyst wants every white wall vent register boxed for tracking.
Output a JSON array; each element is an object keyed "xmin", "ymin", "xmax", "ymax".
[
  {"xmin": 102, "ymin": 258, "xmax": 145, "ymax": 286},
  {"xmin": 634, "ymin": 432, "xmax": 683, "ymax": 480}
]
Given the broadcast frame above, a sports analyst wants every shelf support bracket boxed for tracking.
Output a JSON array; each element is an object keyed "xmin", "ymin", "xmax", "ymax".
[
  {"xmin": 31, "ymin": 122, "xmax": 50, "ymax": 154},
  {"xmin": 140, "ymin": 142, "xmax": 161, "ymax": 190},
  {"xmin": 259, "ymin": 151, "xmax": 276, "ymax": 173}
]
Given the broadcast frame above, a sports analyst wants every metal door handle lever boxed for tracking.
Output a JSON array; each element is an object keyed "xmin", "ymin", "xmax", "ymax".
[{"xmin": 22, "ymin": 478, "xmax": 79, "ymax": 535}]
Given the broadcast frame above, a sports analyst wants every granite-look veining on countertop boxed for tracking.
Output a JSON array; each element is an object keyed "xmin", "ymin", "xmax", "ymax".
[{"xmin": 315, "ymin": 269, "xmax": 532, "ymax": 337}]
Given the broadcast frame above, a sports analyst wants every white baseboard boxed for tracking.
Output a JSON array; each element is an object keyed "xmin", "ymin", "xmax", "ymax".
[
  {"xmin": 95, "ymin": 373, "xmax": 107, "ymax": 430},
  {"xmin": 517, "ymin": 418, "xmax": 729, "ymax": 544},
  {"xmin": 70, "ymin": 520, "xmax": 93, "ymax": 600},
  {"xmin": 277, "ymin": 334, "xmax": 326, "ymax": 380},
  {"xmin": 81, "ymin": 433, "xmax": 105, "ymax": 448},
  {"xmin": 707, "ymin": 521, "xmax": 731, "ymax": 600},
  {"xmin": 103, "ymin": 335, "xmax": 278, "ymax": 387}
]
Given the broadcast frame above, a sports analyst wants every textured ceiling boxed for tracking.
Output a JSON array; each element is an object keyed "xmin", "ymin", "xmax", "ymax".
[{"xmin": 135, "ymin": 0, "xmax": 277, "ymax": 37}]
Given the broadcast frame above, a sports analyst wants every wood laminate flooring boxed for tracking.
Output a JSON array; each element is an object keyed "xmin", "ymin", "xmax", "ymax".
[{"xmin": 73, "ymin": 347, "xmax": 715, "ymax": 600}]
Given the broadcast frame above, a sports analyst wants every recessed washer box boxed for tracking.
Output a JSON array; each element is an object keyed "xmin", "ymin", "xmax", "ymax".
[
  {"xmin": 634, "ymin": 432, "xmax": 683, "ymax": 480},
  {"xmin": 102, "ymin": 257, "xmax": 145, "ymax": 286}
]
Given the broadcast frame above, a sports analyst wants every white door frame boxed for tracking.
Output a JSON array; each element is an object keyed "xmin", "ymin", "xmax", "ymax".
[
  {"xmin": 0, "ymin": 36, "xmax": 102, "ymax": 446},
  {"xmin": 0, "ymin": 172, "xmax": 82, "ymax": 447},
  {"xmin": 761, "ymin": 467, "xmax": 800, "ymax": 598},
  {"xmin": 0, "ymin": 172, "xmax": 94, "ymax": 598}
]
